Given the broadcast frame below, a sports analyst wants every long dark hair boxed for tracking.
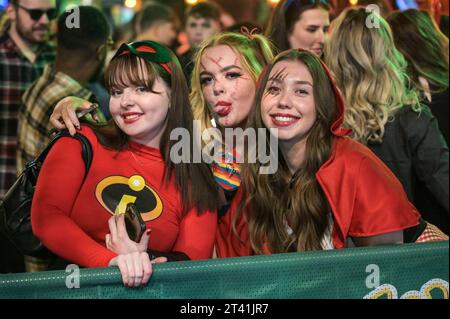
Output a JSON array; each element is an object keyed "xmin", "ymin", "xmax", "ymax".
[
  {"xmin": 94, "ymin": 49, "xmax": 219, "ymax": 215},
  {"xmin": 237, "ymin": 50, "xmax": 338, "ymax": 253},
  {"xmin": 387, "ymin": 9, "xmax": 449, "ymax": 93},
  {"xmin": 265, "ymin": 0, "xmax": 330, "ymax": 52}
]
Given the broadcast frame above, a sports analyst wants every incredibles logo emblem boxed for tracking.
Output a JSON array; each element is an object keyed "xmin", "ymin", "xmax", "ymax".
[{"xmin": 95, "ymin": 175, "xmax": 163, "ymax": 222}]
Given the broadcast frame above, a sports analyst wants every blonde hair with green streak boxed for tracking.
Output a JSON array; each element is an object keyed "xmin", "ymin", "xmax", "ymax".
[
  {"xmin": 190, "ymin": 32, "xmax": 274, "ymax": 143},
  {"xmin": 324, "ymin": 7, "xmax": 420, "ymax": 145}
]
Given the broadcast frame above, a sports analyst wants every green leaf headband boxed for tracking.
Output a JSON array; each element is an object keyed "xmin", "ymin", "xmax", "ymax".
[{"xmin": 112, "ymin": 40, "xmax": 173, "ymax": 79}]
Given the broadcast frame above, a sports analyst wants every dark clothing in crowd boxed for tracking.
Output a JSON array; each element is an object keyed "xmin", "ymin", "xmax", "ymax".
[
  {"xmin": 0, "ymin": 30, "xmax": 55, "ymax": 274},
  {"xmin": 0, "ymin": 33, "xmax": 55, "ymax": 198},
  {"xmin": 368, "ymin": 105, "xmax": 449, "ymax": 233},
  {"xmin": 428, "ymin": 87, "xmax": 449, "ymax": 144},
  {"xmin": 413, "ymin": 87, "xmax": 449, "ymax": 234},
  {"xmin": 179, "ymin": 48, "xmax": 195, "ymax": 84},
  {"xmin": 439, "ymin": 15, "xmax": 449, "ymax": 38}
]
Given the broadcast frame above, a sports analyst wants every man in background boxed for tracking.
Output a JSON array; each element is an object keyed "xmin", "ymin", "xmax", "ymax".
[
  {"xmin": 179, "ymin": 2, "xmax": 222, "ymax": 82},
  {"xmin": 133, "ymin": 1, "xmax": 180, "ymax": 48},
  {"xmin": 0, "ymin": 0, "xmax": 56, "ymax": 274},
  {"xmin": 17, "ymin": 6, "xmax": 111, "ymax": 174}
]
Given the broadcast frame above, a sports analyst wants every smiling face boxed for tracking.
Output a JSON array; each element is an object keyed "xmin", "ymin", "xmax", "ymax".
[
  {"xmin": 288, "ymin": 8, "xmax": 329, "ymax": 57},
  {"xmin": 261, "ymin": 60, "xmax": 317, "ymax": 145},
  {"xmin": 109, "ymin": 72, "xmax": 170, "ymax": 149},
  {"xmin": 199, "ymin": 44, "xmax": 256, "ymax": 128}
]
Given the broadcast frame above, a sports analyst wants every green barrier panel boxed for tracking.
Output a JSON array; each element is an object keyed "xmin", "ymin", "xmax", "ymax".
[{"xmin": 0, "ymin": 241, "xmax": 448, "ymax": 299}]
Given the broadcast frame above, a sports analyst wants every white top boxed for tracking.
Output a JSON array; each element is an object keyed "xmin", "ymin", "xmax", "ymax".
[{"xmin": 285, "ymin": 214, "xmax": 335, "ymax": 250}]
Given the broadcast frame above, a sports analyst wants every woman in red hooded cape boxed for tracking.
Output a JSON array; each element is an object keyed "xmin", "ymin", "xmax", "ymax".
[{"xmin": 216, "ymin": 49, "xmax": 446, "ymax": 258}]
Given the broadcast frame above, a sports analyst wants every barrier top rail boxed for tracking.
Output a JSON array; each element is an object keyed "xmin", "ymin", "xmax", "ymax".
[{"xmin": 0, "ymin": 241, "xmax": 448, "ymax": 299}]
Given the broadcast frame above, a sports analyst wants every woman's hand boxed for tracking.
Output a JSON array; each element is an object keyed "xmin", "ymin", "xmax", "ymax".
[
  {"xmin": 50, "ymin": 96, "xmax": 92, "ymax": 135},
  {"xmin": 106, "ymin": 214, "xmax": 150, "ymax": 255},
  {"xmin": 108, "ymin": 252, "xmax": 153, "ymax": 288}
]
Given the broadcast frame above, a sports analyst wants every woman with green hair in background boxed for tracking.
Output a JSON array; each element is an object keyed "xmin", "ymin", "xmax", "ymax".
[
  {"xmin": 387, "ymin": 8, "xmax": 449, "ymax": 143},
  {"xmin": 387, "ymin": 8, "xmax": 449, "ymax": 233}
]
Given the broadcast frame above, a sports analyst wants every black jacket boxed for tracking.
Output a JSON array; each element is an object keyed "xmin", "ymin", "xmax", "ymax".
[
  {"xmin": 429, "ymin": 87, "xmax": 449, "ymax": 144},
  {"xmin": 368, "ymin": 105, "xmax": 449, "ymax": 232}
]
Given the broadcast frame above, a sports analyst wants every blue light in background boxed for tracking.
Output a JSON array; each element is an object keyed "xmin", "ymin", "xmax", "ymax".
[
  {"xmin": 396, "ymin": 0, "xmax": 419, "ymax": 10},
  {"xmin": 0, "ymin": 0, "xmax": 8, "ymax": 11},
  {"xmin": 121, "ymin": 7, "xmax": 134, "ymax": 24}
]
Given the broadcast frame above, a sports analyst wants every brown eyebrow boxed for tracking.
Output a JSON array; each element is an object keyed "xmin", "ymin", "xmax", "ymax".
[
  {"xmin": 266, "ymin": 78, "xmax": 313, "ymax": 87},
  {"xmin": 308, "ymin": 24, "xmax": 329, "ymax": 28},
  {"xmin": 294, "ymin": 80, "xmax": 313, "ymax": 86}
]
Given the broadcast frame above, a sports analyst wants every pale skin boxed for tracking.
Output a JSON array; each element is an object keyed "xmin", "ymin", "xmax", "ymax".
[
  {"xmin": 198, "ymin": 45, "xmax": 258, "ymax": 204},
  {"xmin": 261, "ymin": 60, "xmax": 404, "ymax": 247},
  {"xmin": 106, "ymin": 214, "xmax": 167, "ymax": 288},
  {"xmin": 109, "ymin": 76, "xmax": 170, "ymax": 148},
  {"xmin": 199, "ymin": 44, "xmax": 256, "ymax": 131},
  {"xmin": 288, "ymin": 8, "xmax": 330, "ymax": 57}
]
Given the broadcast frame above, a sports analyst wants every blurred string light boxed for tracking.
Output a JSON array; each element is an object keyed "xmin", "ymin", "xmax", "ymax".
[
  {"xmin": 112, "ymin": 4, "xmax": 134, "ymax": 25},
  {"xmin": 185, "ymin": 0, "xmax": 199, "ymax": 5},
  {"xmin": 349, "ymin": 0, "xmax": 359, "ymax": 5},
  {"xmin": 268, "ymin": 0, "xmax": 281, "ymax": 7},
  {"xmin": 125, "ymin": 0, "xmax": 137, "ymax": 8}
]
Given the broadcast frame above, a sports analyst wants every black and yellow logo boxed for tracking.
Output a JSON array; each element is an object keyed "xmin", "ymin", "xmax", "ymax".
[{"xmin": 95, "ymin": 175, "xmax": 163, "ymax": 222}]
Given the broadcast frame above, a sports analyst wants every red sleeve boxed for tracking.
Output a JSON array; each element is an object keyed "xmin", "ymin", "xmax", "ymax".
[
  {"xmin": 31, "ymin": 134, "xmax": 117, "ymax": 268},
  {"xmin": 172, "ymin": 207, "xmax": 218, "ymax": 260},
  {"xmin": 215, "ymin": 189, "xmax": 253, "ymax": 258},
  {"xmin": 348, "ymin": 156, "xmax": 420, "ymax": 237}
]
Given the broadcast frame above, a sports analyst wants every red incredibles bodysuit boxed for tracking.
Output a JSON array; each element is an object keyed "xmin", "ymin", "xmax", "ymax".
[{"xmin": 32, "ymin": 126, "xmax": 217, "ymax": 268}]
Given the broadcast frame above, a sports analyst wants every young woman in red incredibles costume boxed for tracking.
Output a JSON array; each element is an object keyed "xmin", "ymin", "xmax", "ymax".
[
  {"xmin": 31, "ymin": 41, "xmax": 219, "ymax": 287},
  {"xmin": 216, "ymin": 49, "xmax": 447, "ymax": 258}
]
